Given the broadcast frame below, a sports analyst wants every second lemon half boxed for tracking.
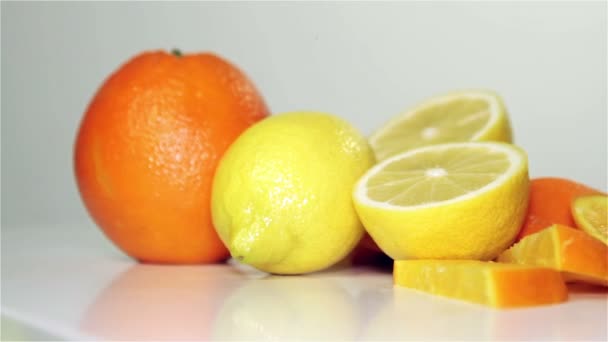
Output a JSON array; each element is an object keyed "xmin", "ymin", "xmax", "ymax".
[
  {"xmin": 370, "ymin": 90, "xmax": 513, "ymax": 161},
  {"xmin": 212, "ymin": 112, "xmax": 375, "ymax": 274},
  {"xmin": 353, "ymin": 142, "xmax": 529, "ymax": 261}
]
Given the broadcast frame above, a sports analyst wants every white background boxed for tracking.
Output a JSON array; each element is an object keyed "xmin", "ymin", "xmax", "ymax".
[{"xmin": 2, "ymin": 1, "xmax": 607, "ymax": 228}]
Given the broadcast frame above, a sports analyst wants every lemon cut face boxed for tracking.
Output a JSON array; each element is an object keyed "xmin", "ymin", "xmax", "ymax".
[
  {"xmin": 353, "ymin": 142, "xmax": 529, "ymax": 261},
  {"xmin": 370, "ymin": 90, "xmax": 512, "ymax": 161}
]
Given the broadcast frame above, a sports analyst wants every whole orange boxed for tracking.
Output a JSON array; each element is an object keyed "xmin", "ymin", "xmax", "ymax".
[{"xmin": 74, "ymin": 50, "xmax": 269, "ymax": 263}]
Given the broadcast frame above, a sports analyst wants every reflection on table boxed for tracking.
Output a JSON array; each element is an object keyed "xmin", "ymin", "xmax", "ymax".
[{"xmin": 80, "ymin": 262, "xmax": 608, "ymax": 341}]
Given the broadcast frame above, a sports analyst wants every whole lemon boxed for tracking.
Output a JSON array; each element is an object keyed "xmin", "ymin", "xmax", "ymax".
[{"xmin": 211, "ymin": 112, "xmax": 375, "ymax": 274}]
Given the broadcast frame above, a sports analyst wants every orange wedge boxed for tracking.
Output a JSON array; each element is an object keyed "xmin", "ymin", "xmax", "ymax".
[
  {"xmin": 394, "ymin": 260, "xmax": 567, "ymax": 308},
  {"xmin": 572, "ymin": 195, "xmax": 608, "ymax": 244},
  {"xmin": 498, "ymin": 224, "xmax": 608, "ymax": 286}
]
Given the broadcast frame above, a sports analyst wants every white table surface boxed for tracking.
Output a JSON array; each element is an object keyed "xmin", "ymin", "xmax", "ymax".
[{"xmin": 2, "ymin": 224, "xmax": 607, "ymax": 341}]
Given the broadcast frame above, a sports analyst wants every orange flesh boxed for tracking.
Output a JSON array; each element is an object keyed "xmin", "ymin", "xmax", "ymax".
[
  {"xmin": 499, "ymin": 224, "xmax": 608, "ymax": 286},
  {"xmin": 394, "ymin": 260, "xmax": 567, "ymax": 308}
]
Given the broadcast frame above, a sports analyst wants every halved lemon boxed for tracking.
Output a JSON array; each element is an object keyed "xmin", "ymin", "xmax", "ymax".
[
  {"xmin": 370, "ymin": 90, "xmax": 513, "ymax": 161},
  {"xmin": 353, "ymin": 142, "xmax": 529, "ymax": 261},
  {"xmin": 572, "ymin": 195, "xmax": 608, "ymax": 244}
]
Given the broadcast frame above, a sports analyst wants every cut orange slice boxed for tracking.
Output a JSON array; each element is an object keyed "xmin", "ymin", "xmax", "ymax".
[
  {"xmin": 498, "ymin": 224, "xmax": 608, "ymax": 286},
  {"xmin": 572, "ymin": 195, "xmax": 607, "ymax": 244},
  {"xmin": 394, "ymin": 260, "xmax": 567, "ymax": 308}
]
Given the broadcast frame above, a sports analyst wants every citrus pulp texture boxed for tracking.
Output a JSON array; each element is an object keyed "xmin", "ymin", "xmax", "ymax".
[
  {"xmin": 353, "ymin": 142, "xmax": 529, "ymax": 261},
  {"xmin": 370, "ymin": 90, "xmax": 512, "ymax": 161},
  {"xmin": 572, "ymin": 195, "xmax": 608, "ymax": 244}
]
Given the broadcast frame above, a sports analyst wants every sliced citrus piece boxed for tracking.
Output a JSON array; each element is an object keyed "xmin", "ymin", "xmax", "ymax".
[
  {"xmin": 353, "ymin": 142, "xmax": 529, "ymax": 261},
  {"xmin": 394, "ymin": 260, "xmax": 567, "ymax": 308},
  {"xmin": 369, "ymin": 90, "xmax": 512, "ymax": 161},
  {"xmin": 572, "ymin": 195, "xmax": 608, "ymax": 244},
  {"xmin": 498, "ymin": 224, "xmax": 608, "ymax": 286},
  {"xmin": 517, "ymin": 177, "xmax": 603, "ymax": 241}
]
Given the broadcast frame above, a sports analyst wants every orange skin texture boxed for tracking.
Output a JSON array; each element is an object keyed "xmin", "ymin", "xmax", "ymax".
[
  {"xmin": 74, "ymin": 51, "xmax": 269, "ymax": 263},
  {"xmin": 517, "ymin": 177, "xmax": 604, "ymax": 241}
]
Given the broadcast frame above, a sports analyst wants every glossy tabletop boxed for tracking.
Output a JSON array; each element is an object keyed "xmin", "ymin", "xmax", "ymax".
[{"xmin": 2, "ymin": 224, "xmax": 607, "ymax": 341}]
